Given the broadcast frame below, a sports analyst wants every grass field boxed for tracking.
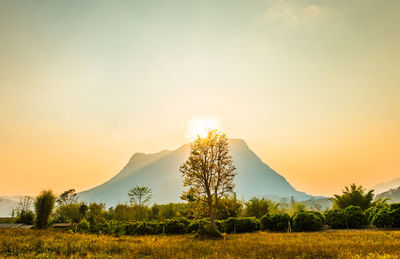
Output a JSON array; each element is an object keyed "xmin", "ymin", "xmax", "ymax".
[{"xmin": 1, "ymin": 229, "xmax": 400, "ymax": 258}]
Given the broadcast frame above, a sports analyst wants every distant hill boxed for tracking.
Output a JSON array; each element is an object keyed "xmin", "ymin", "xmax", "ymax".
[
  {"xmin": 79, "ymin": 139, "xmax": 316, "ymax": 206},
  {"xmin": 0, "ymin": 198, "xmax": 18, "ymax": 217},
  {"xmin": 372, "ymin": 178, "xmax": 400, "ymax": 194},
  {"xmin": 375, "ymin": 187, "xmax": 400, "ymax": 203}
]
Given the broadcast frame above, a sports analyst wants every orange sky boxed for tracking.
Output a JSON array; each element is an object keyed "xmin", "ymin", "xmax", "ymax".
[{"xmin": 1, "ymin": 0, "xmax": 399, "ymax": 197}]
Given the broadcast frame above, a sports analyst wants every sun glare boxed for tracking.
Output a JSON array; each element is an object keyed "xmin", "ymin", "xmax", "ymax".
[{"xmin": 188, "ymin": 117, "xmax": 221, "ymax": 140}]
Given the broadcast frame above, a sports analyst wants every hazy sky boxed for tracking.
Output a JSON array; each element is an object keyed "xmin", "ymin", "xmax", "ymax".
[{"xmin": 1, "ymin": 0, "xmax": 399, "ymax": 197}]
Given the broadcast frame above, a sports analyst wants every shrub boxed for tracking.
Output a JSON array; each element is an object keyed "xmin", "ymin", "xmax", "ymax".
[
  {"xmin": 344, "ymin": 205, "xmax": 368, "ymax": 228},
  {"xmin": 15, "ymin": 210, "xmax": 34, "ymax": 225},
  {"xmin": 364, "ymin": 206, "xmax": 380, "ymax": 223},
  {"xmin": 310, "ymin": 211, "xmax": 325, "ymax": 225},
  {"xmin": 389, "ymin": 203, "xmax": 400, "ymax": 210},
  {"xmin": 90, "ymin": 222, "xmax": 111, "ymax": 234},
  {"xmin": 372, "ymin": 209, "xmax": 393, "ymax": 228},
  {"xmin": 164, "ymin": 218, "xmax": 190, "ymax": 234},
  {"xmin": 325, "ymin": 209, "xmax": 347, "ymax": 229},
  {"xmin": 244, "ymin": 198, "xmax": 278, "ymax": 218},
  {"xmin": 224, "ymin": 217, "xmax": 260, "ymax": 233},
  {"xmin": 55, "ymin": 204, "xmax": 82, "ymax": 223},
  {"xmin": 389, "ymin": 204, "xmax": 400, "ymax": 228},
  {"xmin": 34, "ymin": 190, "xmax": 56, "ymax": 229},
  {"xmin": 76, "ymin": 219, "xmax": 90, "ymax": 233},
  {"xmin": 261, "ymin": 213, "xmax": 291, "ymax": 231},
  {"xmin": 292, "ymin": 211, "xmax": 322, "ymax": 231},
  {"xmin": 124, "ymin": 221, "xmax": 162, "ymax": 235}
]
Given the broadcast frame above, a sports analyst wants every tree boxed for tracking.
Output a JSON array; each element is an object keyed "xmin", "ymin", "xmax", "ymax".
[
  {"xmin": 331, "ymin": 184, "xmax": 374, "ymax": 210},
  {"xmin": 13, "ymin": 196, "xmax": 34, "ymax": 225},
  {"xmin": 180, "ymin": 129, "xmax": 236, "ymax": 232},
  {"xmin": 128, "ymin": 186, "xmax": 153, "ymax": 206},
  {"xmin": 244, "ymin": 197, "xmax": 278, "ymax": 218},
  {"xmin": 34, "ymin": 190, "xmax": 56, "ymax": 229},
  {"xmin": 56, "ymin": 189, "xmax": 78, "ymax": 206}
]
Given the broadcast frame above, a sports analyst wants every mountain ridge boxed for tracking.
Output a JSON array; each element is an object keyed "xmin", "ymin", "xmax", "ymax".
[{"xmin": 78, "ymin": 139, "xmax": 315, "ymax": 206}]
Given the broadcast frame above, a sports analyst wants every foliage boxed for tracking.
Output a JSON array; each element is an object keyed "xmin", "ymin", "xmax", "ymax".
[
  {"xmin": 389, "ymin": 204, "xmax": 400, "ymax": 228},
  {"xmin": 56, "ymin": 189, "xmax": 78, "ymax": 206},
  {"xmin": 14, "ymin": 210, "xmax": 34, "ymax": 225},
  {"xmin": 216, "ymin": 195, "xmax": 243, "ymax": 220},
  {"xmin": 331, "ymin": 184, "xmax": 374, "ymax": 210},
  {"xmin": 124, "ymin": 221, "xmax": 161, "ymax": 235},
  {"xmin": 292, "ymin": 211, "xmax": 322, "ymax": 231},
  {"xmin": 34, "ymin": 190, "xmax": 56, "ymax": 229},
  {"xmin": 164, "ymin": 218, "xmax": 190, "ymax": 234},
  {"xmin": 260, "ymin": 213, "xmax": 291, "ymax": 231},
  {"xmin": 128, "ymin": 186, "xmax": 152, "ymax": 206},
  {"xmin": 180, "ymin": 130, "xmax": 236, "ymax": 229},
  {"xmin": 325, "ymin": 206, "xmax": 367, "ymax": 229},
  {"xmin": 325, "ymin": 209, "xmax": 347, "ymax": 229},
  {"xmin": 86, "ymin": 202, "xmax": 107, "ymax": 226},
  {"xmin": 224, "ymin": 217, "xmax": 260, "ymax": 233},
  {"xmin": 343, "ymin": 205, "xmax": 368, "ymax": 228},
  {"xmin": 364, "ymin": 206, "xmax": 380, "ymax": 223},
  {"xmin": 244, "ymin": 197, "xmax": 278, "ymax": 218},
  {"xmin": 76, "ymin": 219, "xmax": 90, "ymax": 233},
  {"xmin": 12, "ymin": 196, "xmax": 34, "ymax": 225},
  {"xmin": 371, "ymin": 208, "xmax": 393, "ymax": 228},
  {"xmin": 54, "ymin": 203, "xmax": 83, "ymax": 223}
]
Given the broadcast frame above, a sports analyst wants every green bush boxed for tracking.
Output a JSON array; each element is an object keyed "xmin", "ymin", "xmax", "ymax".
[
  {"xmin": 76, "ymin": 219, "xmax": 90, "ymax": 233},
  {"xmin": 124, "ymin": 221, "xmax": 162, "ymax": 235},
  {"xmin": 90, "ymin": 222, "xmax": 111, "ymax": 234},
  {"xmin": 15, "ymin": 210, "xmax": 34, "ymax": 225},
  {"xmin": 372, "ymin": 208, "xmax": 393, "ymax": 228},
  {"xmin": 344, "ymin": 205, "xmax": 368, "ymax": 228},
  {"xmin": 325, "ymin": 209, "xmax": 347, "ymax": 229},
  {"xmin": 310, "ymin": 211, "xmax": 325, "ymax": 225},
  {"xmin": 388, "ymin": 204, "xmax": 400, "ymax": 228},
  {"xmin": 34, "ymin": 190, "xmax": 56, "ymax": 229},
  {"xmin": 164, "ymin": 218, "xmax": 190, "ymax": 234},
  {"xmin": 224, "ymin": 217, "xmax": 260, "ymax": 233},
  {"xmin": 389, "ymin": 203, "xmax": 400, "ymax": 210},
  {"xmin": 364, "ymin": 206, "xmax": 380, "ymax": 223},
  {"xmin": 292, "ymin": 211, "xmax": 322, "ymax": 231},
  {"xmin": 260, "ymin": 213, "xmax": 291, "ymax": 231}
]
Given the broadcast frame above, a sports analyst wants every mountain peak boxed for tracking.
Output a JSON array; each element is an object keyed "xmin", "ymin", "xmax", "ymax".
[{"xmin": 79, "ymin": 138, "xmax": 313, "ymax": 206}]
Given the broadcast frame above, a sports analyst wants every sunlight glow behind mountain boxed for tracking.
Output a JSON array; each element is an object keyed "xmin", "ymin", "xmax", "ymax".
[{"xmin": 188, "ymin": 117, "xmax": 221, "ymax": 140}]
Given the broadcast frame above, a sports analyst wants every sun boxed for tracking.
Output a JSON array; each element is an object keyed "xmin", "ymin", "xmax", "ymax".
[{"xmin": 188, "ymin": 117, "xmax": 221, "ymax": 140}]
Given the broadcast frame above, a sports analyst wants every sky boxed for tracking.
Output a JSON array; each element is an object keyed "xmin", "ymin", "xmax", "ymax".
[{"xmin": 0, "ymin": 0, "xmax": 399, "ymax": 197}]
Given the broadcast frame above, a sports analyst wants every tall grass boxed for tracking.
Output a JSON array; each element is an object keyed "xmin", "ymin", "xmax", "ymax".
[
  {"xmin": 34, "ymin": 190, "xmax": 56, "ymax": 229},
  {"xmin": 1, "ymin": 229, "xmax": 400, "ymax": 258}
]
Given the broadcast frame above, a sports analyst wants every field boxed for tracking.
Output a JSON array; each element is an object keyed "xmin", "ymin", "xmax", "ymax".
[{"xmin": 1, "ymin": 229, "xmax": 400, "ymax": 258}]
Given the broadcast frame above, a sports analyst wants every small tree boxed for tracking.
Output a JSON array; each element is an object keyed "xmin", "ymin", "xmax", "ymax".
[
  {"xmin": 56, "ymin": 189, "xmax": 78, "ymax": 206},
  {"xmin": 331, "ymin": 184, "xmax": 374, "ymax": 210},
  {"xmin": 34, "ymin": 190, "xmax": 56, "ymax": 229},
  {"xmin": 128, "ymin": 186, "xmax": 152, "ymax": 206},
  {"xmin": 180, "ymin": 129, "xmax": 236, "ymax": 233},
  {"xmin": 244, "ymin": 197, "xmax": 278, "ymax": 218}
]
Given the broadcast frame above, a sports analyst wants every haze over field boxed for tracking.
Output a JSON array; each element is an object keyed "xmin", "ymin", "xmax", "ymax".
[{"xmin": 0, "ymin": 0, "xmax": 400, "ymax": 198}]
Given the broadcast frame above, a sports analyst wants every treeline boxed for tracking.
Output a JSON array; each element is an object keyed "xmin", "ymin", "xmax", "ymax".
[{"xmin": 10, "ymin": 183, "xmax": 400, "ymax": 236}]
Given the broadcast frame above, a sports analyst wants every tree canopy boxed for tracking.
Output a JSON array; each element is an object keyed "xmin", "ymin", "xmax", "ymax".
[
  {"xmin": 180, "ymin": 129, "xmax": 236, "ymax": 231},
  {"xmin": 128, "ymin": 186, "xmax": 153, "ymax": 206},
  {"xmin": 331, "ymin": 184, "xmax": 374, "ymax": 210}
]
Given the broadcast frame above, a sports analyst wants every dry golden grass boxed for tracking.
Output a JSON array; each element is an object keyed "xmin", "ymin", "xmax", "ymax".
[{"xmin": 1, "ymin": 229, "xmax": 400, "ymax": 258}]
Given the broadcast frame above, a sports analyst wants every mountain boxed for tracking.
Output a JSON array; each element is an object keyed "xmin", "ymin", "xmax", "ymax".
[
  {"xmin": 0, "ymin": 198, "xmax": 18, "ymax": 217},
  {"xmin": 79, "ymin": 139, "xmax": 314, "ymax": 206},
  {"xmin": 375, "ymin": 186, "xmax": 400, "ymax": 203},
  {"xmin": 372, "ymin": 178, "xmax": 400, "ymax": 194}
]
